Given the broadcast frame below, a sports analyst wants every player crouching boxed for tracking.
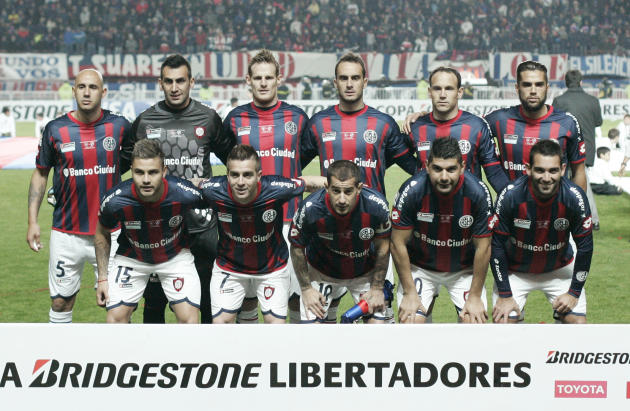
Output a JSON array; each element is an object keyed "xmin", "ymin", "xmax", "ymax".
[{"xmin": 95, "ymin": 139, "xmax": 206, "ymax": 323}]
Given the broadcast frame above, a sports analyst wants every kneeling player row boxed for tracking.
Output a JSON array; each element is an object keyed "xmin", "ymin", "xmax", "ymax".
[{"xmin": 95, "ymin": 138, "xmax": 593, "ymax": 324}]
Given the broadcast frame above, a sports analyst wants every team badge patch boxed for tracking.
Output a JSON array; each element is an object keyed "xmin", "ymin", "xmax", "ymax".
[
  {"xmin": 391, "ymin": 210, "xmax": 400, "ymax": 222},
  {"xmin": 488, "ymin": 214, "xmax": 499, "ymax": 230},
  {"xmin": 417, "ymin": 141, "xmax": 431, "ymax": 151},
  {"xmin": 195, "ymin": 126, "xmax": 205, "ymax": 138},
  {"xmin": 417, "ymin": 212, "xmax": 434, "ymax": 222},
  {"xmin": 504, "ymin": 134, "xmax": 519, "ymax": 144},
  {"xmin": 582, "ymin": 216, "xmax": 592, "ymax": 230},
  {"xmin": 103, "ymin": 137, "xmax": 116, "ymax": 151},
  {"xmin": 173, "ymin": 278, "xmax": 184, "ymax": 292},
  {"xmin": 579, "ymin": 141, "xmax": 586, "ymax": 155},
  {"xmin": 218, "ymin": 212, "xmax": 232, "ymax": 223},
  {"xmin": 264, "ymin": 286, "xmax": 275, "ymax": 300},
  {"xmin": 322, "ymin": 132, "xmax": 336, "ymax": 142},
  {"xmin": 262, "ymin": 209, "xmax": 277, "ymax": 223},
  {"xmin": 554, "ymin": 218, "xmax": 569, "ymax": 231},
  {"xmin": 359, "ymin": 227, "xmax": 375, "ymax": 240},
  {"xmin": 576, "ymin": 271, "xmax": 588, "ymax": 282},
  {"xmin": 61, "ymin": 142, "xmax": 75, "ymax": 153},
  {"xmin": 124, "ymin": 221, "xmax": 141, "ymax": 230},
  {"xmin": 458, "ymin": 215, "xmax": 474, "ymax": 228},
  {"xmin": 363, "ymin": 129, "xmax": 378, "ymax": 144},
  {"xmin": 146, "ymin": 128, "xmax": 162, "ymax": 139},
  {"xmin": 169, "ymin": 215, "xmax": 183, "ymax": 227},
  {"xmin": 458, "ymin": 140, "xmax": 471, "ymax": 154},
  {"xmin": 514, "ymin": 218, "xmax": 531, "ymax": 229},
  {"xmin": 285, "ymin": 121, "xmax": 297, "ymax": 135},
  {"xmin": 237, "ymin": 126, "xmax": 251, "ymax": 136}
]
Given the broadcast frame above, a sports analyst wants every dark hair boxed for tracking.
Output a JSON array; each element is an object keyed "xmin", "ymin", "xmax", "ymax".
[
  {"xmin": 327, "ymin": 160, "xmax": 362, "ymax": 186},
  {"xmin": 227, "ymin": 144, "xmax": 261, "ymax": 171},
  {"xmin": 2, "ymin": 106, "xmax": 9, "ymax": 113},
  {"xmin": 248, "ymin": 49, "xmax": 280, "ymax": 77},
  {"xmin": 132, "ymin": 139, "xmax": 165, "ymax": 166},
  {"xmin": 429, "ymin": 67, "xmax": 462, "ymax": 89},
  {"xmin": 529, "ymin": 139, "xmax": 562, "ymax": 165},
  {"xmin": 516, "ymin": 60, "xmax": 548, "ymax": 84},
  {"xmin": 608, "ymin": 128, "xmax": 620, "ymax": 138},
  {"xmin": 428, "ymin": 137, "xmax": 463, "ymax": 164},
  {"xmin": 564, "ymin": 70, "xmax": 582, "ymax": 88},
  {"xmin": 160, "ymin": 54, "xmax": 191, "ymax": 79},
  {"xmin": 334, "ymin": 52, "xmax": 366, "ymax": 78},
  {"xmin": 596, "ymin": 146, "xmax": 611, "ymax": 158}
]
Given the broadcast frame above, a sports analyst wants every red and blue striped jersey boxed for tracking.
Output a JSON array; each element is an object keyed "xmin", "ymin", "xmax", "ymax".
[
  {"xmin": 36, "ymin": 110, "xmax": 132, "ymax": 235},
  {"xmin": 289, "ymin": 187, "xmax": 392, "ymax": 280},
  {"xmin": 301, "ymin": 105, "xmax": 416, "ymax": 194},
  {"xmin": 98, "ymin": 176, "xmax": 207, "ymax": 264},
  {"xmin": 490, "ymin": 176, "xmax": 593, "ymax": 297},
  {"xmin": 408, "ymin": 110, "xmax": 509, "ymax": 193},
  {"xmin": 200, "ymin": 175, "xmax": 305, "ymax": 275},
  {"xmin": 223, "ymin": 101, "xmax": 308, "ymax": 221},
  {"xmin": 485, "ymin": 105, "xmax": 585, "ymax": 181},
  {"xmin": 391, "ymin": 170, "xmax": 493, "ymax": 272}
]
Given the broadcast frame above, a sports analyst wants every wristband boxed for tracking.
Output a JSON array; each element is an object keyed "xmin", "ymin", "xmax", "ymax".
[{"xmin": 97, "ymin": 279, "xmax": 108, "ymax": 283}]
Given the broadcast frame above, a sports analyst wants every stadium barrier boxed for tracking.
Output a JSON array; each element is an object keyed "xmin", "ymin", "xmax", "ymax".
[
  {"xmin": 5, "ymin": 99, "xmax": 630, "ymax": 123},
  {"xmin": 1, "ymin": 324, "xmax": 629, "ymax": 410}
]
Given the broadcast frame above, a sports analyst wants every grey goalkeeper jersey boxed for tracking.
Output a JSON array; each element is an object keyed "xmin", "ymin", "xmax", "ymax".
[{"xmin": 131, "ymin": 99, "xmax": 235, "ymax": 232}]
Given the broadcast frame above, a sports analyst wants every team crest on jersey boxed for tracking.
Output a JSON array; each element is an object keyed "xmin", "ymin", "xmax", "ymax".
[
  {"xmin": 290, "ymin": 228, "xmax": 299, "ymax": 237},
  {"xmin": 262, "ymin": 209, "xmax": 277, "ymax": 223},
  {"xmin": 264, "ymin": 286, "xmax": 275, "ymax": 300},
  {"xmin": 146, "ymin": 128, "xmax": 163, "ymax": 139},
  {"xmin": 458, "ymin": 140, "xmax": 471, "ymax": 154},
  {"xmin": 195, "ymin": 126, "xmax": 206, "ymax": 138},
  {"xmin": 167, "ymin": 129, "xmax": 186, "ymax": 139},
  {"xmin": 169, "ymin": 215, "xmax": 183, "ymax": 227},
  {"xmin": 342, "ymin": 132, "xmax": 357, "ymax": 140},
  {"xmin": 322, "ymin": 132, "xmax": 336, "ymax": 142},
  {"xmin": 417, "ymin": 141, "xmax": 431, "ymax": 151},
  {"xmin": 60, "ymin": 142, "xmax": 76, "ymax": 153},
  {"xmin": 285, "ymin": 121, "xmax": 297, "ymax": 135},
  {"xmin": 504, "ymin": 134, "xmax": 519, "ymax": 144},
  {"xmin": 391, "ymin": 210, "xmax": 400, "ymax": 222},
  {"xmin": 576, "ymin": 271, "xmax": 588, "ymax": 282},
  {"xmin": 582, "ymin": 216, "xmax": 592, "ymax": 230},
  {"xmin": 173, "ymin": 277, "xmax": 184, "ymax": 292},
  {"xmin": 363, "ymin": 129, "xmax": 378, "ymax": 144},
  {"xmin": 458, "ymin": 215, "xmax": 474, "ymax": 228},
  {"xmin": 514, "ymin": 218, "xmax": 531, "ymax": 229},
  {"xmin": 81, "ymin": 140, "xmax": 96, "ymax": 150},
  {"xmin": 417, "ymin": 212, "xmax": 434, "ymax": 222},
  {"xmin": 524, "ymin": 137, "xmax": 538, "ymax": 146},
  {"xmin": 237, "ymin": 126, "xmax": 251, "ymax": 136},
  {"xmin": 317, "ymin": 232, "xmax": 334, "ymax": 240},
  {"xmin": 554, "ymin": 218, "xmax": 569, "ymax": 231},
  {"xmin": 124, "ymin": 221, "xmax": 141, "ymax": 230},
  {"xmin": 103, "ymin": 137, "xmax": 116, "ymax": 151},
  {"xmin": 259, "ymin": 125, "xmax": 273, "ymax": 134},
  {"xmin": 218, "ymin": 212, "xmax": 233, "ymax": 223},
  {"xmin": 359, "ymin": 228, "xmax": 374, "ymax": 240}
]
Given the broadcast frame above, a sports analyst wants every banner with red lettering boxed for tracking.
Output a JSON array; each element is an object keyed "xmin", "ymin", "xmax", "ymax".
[{"xmin": 489, "ymin": 53, "xmax": 569, "ymax": 82}]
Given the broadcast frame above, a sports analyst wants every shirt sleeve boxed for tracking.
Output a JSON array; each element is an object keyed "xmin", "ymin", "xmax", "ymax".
[
  {"xmin": 207, "ymin": 109, "xmax": 235, "ymax": 165},
  {"xmin": 300, "ymin": 120, "xmax": 319, "ymax": 169},
  {"xmin": 471, "ymin": 180, "xmax": 493, "ymax": 238},
  {"xmin": 565, "ymin": 113, "xmax": 586, "ymax": 164},
  {"xmin": 385, "ymin": 120, "xmax": 416, "ymax": 175},
  {"xmin": 35, "ymin": 122, "xmax": 56, "ymax": 169},
  {"xmin": 478, "ymin": 118, "xmax": 509, "ymax": 193}
]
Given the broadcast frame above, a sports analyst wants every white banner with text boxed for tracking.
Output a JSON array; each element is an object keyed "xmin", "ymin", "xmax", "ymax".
[{"xmin": 0, "ymin": 324, "xmax": 629, "ymax": 411}]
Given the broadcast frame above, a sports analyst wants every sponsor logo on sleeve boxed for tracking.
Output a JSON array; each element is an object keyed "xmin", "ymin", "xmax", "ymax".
[
  {"xmin": 579, "ymin": 141, "xmax": 586, "ymax": 155},
  {"xmin": 582, "ymin": 216, "xmax": 592, "ymax": 230},
  {"xmin": 488, "ymin": 214, "xmax": 499, "ymax": 230}
]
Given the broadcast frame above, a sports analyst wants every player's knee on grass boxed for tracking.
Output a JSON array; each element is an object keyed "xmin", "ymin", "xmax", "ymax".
[
  {"xmin": 107, "ymin": 306, "xmax": 134, "ymax": 323},
  {"xmin": 561, "ymin": 313, "xmax": 586, "ymax": 324},
  {"xmin": 51, "ymin": 295, "xmax": 76, "ymax": 313},
  {"xmin": 263, "ymin": 313, "xmax": 286, "ymax": 324},
  {"xmin": 237, "ymin": 297, "xmax": 259, "ymax": 324},
  {"xmin": 213, "ymin": 312, "xmax": 237, "ymax": 324},
  {"xmin": 172, "ymin": 302, "xmax": 200, "ymax": 324}
]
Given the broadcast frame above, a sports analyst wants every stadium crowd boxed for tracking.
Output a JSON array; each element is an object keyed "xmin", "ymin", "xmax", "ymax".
[{"xmin": 2, "ymin": 0, "xmax": 628, "ymax": 56}]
